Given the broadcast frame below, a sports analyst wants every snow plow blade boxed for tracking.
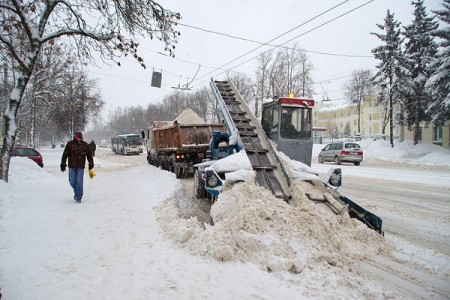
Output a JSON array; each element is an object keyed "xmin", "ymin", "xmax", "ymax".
[{"xmin": 339, "ymin": 195, "xmax": 384, "ymax": 235}]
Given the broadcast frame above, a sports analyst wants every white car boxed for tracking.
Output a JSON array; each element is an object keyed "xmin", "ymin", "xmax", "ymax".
[{"xmin": 318, "ymin": 142, "xmax": 363, "ymax": 165}]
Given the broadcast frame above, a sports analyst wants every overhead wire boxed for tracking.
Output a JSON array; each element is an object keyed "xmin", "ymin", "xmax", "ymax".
[
  {"xmin": 189, "ymin": 0, "xmax": 351, "ymax": 87},
  {"xmin": 190, "ymin": 0, "xmax": 376, "ymax": 90},
  {"xmin": 177, "ymin": 22, "xmax": 372, "ymax": 58},
  {"xmin": 87, "ymin": 0, "xmax": 374, "ymax": 104}
]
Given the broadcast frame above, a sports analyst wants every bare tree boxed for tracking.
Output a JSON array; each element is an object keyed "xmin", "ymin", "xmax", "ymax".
[
  {"xmin": 0, "ymin": 0, "xmax": 180, "ymax": 182},
  {"xmin": 228, "ymin": 72, "xmax": 255, "ymax": 113},
  {"xmin": 188, "ymin": 88, "xmax": 210, "ymax": 121},
  {"xmin": 51, "ymin": 68, "xmax": 104, "ymax": 137},
  {"xmin": 255, "ymin": 51, "xmax": 273, "ymax": 116},
  {"xmin": 21, "ymin": 43, "xmax": 71, "ymax": 147},
  {"xmin": 281, "ymin": 45, "xmax": 314, "ymax": 97},
  {"xmin": 344, "ymin": 69, "xmax": 374, "ymax": 134},
  {"xmin": 256, "ymin": 44, "xmax": 315, "ymax": 102}
]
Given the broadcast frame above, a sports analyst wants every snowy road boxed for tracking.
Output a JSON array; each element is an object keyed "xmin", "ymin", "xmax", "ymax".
[
  {"xmin": 312, "ymin": 159, "xmax": 450, "ymax": 299},
  {"xmin": 311, "ymin": 159, "xmax": 450, "ymax": 255}
]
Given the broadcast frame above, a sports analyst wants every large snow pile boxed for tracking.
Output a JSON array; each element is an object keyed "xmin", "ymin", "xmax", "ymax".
[
  {"xmin": 174, "ymin": 108, "xmax": 205, "ymax": 124},
  {"xmin": 358, "ymin": 139, "xmax": 450, "ymax": 166},
  {"xmin": 156, "ymin": 154, "xmax": 387, "ymax": 273}
]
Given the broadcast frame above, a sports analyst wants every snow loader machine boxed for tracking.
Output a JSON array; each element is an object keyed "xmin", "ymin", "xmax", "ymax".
[{"xmin": 193, "ymin": 79, "xmax": 383, "ymax": 235}]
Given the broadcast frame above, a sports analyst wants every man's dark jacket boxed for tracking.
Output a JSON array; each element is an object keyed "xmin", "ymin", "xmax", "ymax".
[{"xmin": 61, "ymin": 139, "xmax": 94, "ymax": 169}]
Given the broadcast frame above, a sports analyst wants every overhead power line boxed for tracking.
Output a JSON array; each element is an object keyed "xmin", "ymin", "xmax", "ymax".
[
  {"xmin": 190, "ymin": 0, "xmax": 351, "ymax": 86},
  {"xmin": 177, "ymin": 22, "xmax": 372, "ymax": 58},
  {"xmin": 190, "ymin": 0, "xmax": 375, "ymax": 89}
]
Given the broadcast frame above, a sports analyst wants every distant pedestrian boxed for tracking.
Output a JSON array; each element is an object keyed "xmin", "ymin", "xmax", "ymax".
[
  {"xmin": 89, "ymin": 140, "xmax": 97, "ymax": 157},
  {"xmin": 60, "ymin": 132, "xmax": 94, "ymax": 203}
]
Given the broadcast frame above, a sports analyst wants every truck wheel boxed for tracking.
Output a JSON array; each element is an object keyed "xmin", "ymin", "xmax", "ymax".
[
  {"xmin": 354, "ymin": 162, "xmax": 360, "ymax": 166},
  {"xmin": 163, "ymin": 160, "xmax": 170, "ymax": 171},
  {"xmin": 175, "ymin": 166, "xmax": 182, "ymax": 178},
  {"xmin": 194, "ymin": 169, "xmax": 206, "ymax": 199},
  {"xmin": 334, "ymin": 156, "xmax": 341, "ymax": 165},
  {"xmin": 181, "ymin": 167, "xmax": 189, "ymax": 178}
]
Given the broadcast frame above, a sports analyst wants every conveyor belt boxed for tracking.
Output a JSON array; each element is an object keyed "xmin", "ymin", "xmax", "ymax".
[{"xmin": 211, "ymin": 80, "xmax": 290, "ymax": 199}]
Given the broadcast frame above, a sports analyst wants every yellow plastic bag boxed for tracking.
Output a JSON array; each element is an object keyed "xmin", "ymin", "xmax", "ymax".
[{"xmin": 88, "ymin": 169, "xmax": 96, "ymax": 179}]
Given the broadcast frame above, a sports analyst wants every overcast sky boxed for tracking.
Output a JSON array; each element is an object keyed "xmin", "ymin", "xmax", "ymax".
[{"xmin": 87, "ymin": 0, "xmax": 444, "ymax": 115}]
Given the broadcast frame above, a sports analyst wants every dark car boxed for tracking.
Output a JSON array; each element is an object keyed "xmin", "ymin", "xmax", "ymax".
[
  {"xmin": 318, "ymin": 142, "xmax": 363, "ymax": 165},
  {"xmin": 12, "ymin": 146, "xmax": 44, "ymax": 167}
]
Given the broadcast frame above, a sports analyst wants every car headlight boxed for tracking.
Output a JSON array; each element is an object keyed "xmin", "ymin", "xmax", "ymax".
[
  {"xmin": 329, "ymin": 168, "xmax": 341, "ymax": 186},
  {"xmin": 330, "ymin": 174, "xmax": 340, "ymax": 186}
]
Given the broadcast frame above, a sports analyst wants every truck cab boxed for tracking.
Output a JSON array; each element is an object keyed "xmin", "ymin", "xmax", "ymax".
[{"xmin": 261, "ymin": 96, "xmax": 314, "ymax": 166}]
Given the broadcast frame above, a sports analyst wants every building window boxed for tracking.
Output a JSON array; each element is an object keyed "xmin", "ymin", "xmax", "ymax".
[
  {"xmin": 334, "ymin": 113, "xmax": 336, "ymax": 118},
  {"xmin": 369, "ymin": 114, "xmax": 372, "ymax": 121},
  {"xmin": 354, "ymin": 120, "xmax": 357, "ymax": 125},
  {"xmin": 434, "ymin": 126, "xmax": 443, "ymax": 141},
  {"xmin": 347, "ymin": 112, "xmax": 350, "ymax": 117},
  {"xmin": 340, "ymin": 112, "xmax": 343, "ymax": 117}
]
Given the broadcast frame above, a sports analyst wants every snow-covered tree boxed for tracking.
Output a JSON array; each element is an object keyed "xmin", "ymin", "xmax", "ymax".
[
  {"xmin": 403, "ymin": 0, "xmax": 439, "ymax": 145},
  {"xmin": 425, "ymin": 0, "xmax": 450, "ymax": 125},
  {"xmin": 332, "ymin": 123, "xmax": 340, "ymax": 140},
  {"xmin": 343, "ymin": 69, "xmax": 374, "ymax": 134},
  {"xmin": 372, "ymin": 10, "xmax": 405, "ymax": 147},
  {"xmin": 343, "ymin": 121, "xmax": 351, "ymax": 138},
  {"xmin": 0, "ymin": 0, "xmax": 180, "ymax": 182}
]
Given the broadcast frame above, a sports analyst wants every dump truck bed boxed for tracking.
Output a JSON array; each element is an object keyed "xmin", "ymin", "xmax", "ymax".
[{"xmin": 152, "ymin": 122, "xmax": 226, "ymax": 153}]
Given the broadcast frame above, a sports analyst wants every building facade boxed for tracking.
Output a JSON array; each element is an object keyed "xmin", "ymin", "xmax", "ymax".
[{"xmin": 313, "ymin": 99, "xmax": 449, "ymax": 149}]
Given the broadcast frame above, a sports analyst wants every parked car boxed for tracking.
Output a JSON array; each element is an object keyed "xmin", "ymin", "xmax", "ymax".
[
  {"xmin": 318, "ymin": 142, "xmax": 363, "ymax": 165},
  {"xmin": 12, "ymin": 145, "xmax": 44, "ymax": 168}
]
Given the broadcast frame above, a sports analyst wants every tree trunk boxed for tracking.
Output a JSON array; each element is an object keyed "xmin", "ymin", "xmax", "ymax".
[
  {"xmin": 398, "ymin": 102, "xmax": 405, "ymax": 142},
  {"xmin": 389, "ymin": 93, "xmax": 394, "ymax": 147},
  {"xmin": 0, "ymin": 43, "xmax": 40, "ymax": 182},
  {"xmin": 357, "ymin": 102, "xmax": 361, "ymax": 134},
  {"xmin": 413, "ymin": 105, "xmax": 420, "ymax": 145},
  {"xmin": 1, "ymin": 75, "xmax": 30, "ymax": 182},
  {"xmin": 31, "ymin": 94, "xmax": 37, "ymax": 148},
  {"xmin": 413, "ymin": 120, "xmax": 420, "ymax": 145}
]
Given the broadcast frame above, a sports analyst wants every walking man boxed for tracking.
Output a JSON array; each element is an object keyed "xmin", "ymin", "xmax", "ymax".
[
  {"xmin": 60, "ymin": 132, "xmax": 94, "ymax": 202},
  {"xmin": 89, "ymin": 140, "xmax": 97, "ymax": 157}
]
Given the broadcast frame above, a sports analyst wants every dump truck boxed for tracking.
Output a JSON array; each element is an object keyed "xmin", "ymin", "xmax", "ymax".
[{"xmin": 147, "ymin": 119, "xmax": 226, "ymax": 178}]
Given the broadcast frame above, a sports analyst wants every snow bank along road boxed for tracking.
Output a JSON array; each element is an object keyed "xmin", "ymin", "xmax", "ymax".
[{"xmin": 312, "ymin": 159, "xmax": 450, "ymax": 298}]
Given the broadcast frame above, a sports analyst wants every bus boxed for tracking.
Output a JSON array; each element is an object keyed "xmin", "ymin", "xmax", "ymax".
[{"xmin": 111, "ymin": 134, "xmax": 143, "ymax": 155}]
